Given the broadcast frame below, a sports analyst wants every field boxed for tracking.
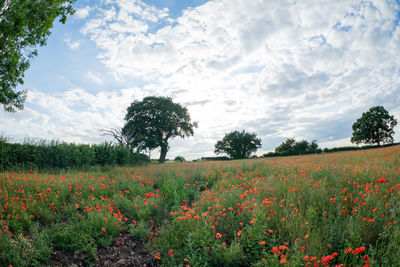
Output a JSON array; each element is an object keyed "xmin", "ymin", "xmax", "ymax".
[{"xmin": 1, "ymin": 146, "xmax": 400, "ymax": 266}]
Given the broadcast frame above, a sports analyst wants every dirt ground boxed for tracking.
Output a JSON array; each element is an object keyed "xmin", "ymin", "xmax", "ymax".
[{"xmin": 46, "ymin": 233, "xmax": 154, "ymax": 267}]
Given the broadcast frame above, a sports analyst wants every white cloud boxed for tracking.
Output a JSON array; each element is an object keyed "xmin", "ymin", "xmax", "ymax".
[
  {"xmin": 74, "ymin": 6, "xmax": 91, "ymax": 20},
  {"xmin": 86, "ymin": 71, "xmax": 103, "ymax": 85},
  {"xmin": 64, "ymin": 37, "xmax": 81, "ymax": 49}
]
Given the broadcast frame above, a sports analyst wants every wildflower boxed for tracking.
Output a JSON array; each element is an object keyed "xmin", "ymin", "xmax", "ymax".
[
  {"xmin": 101, "ymin": 227, "xmax": 105, "ymax": 232},
  {"xmin": 344, "ymin": 247, "xmax": 352, "ymax": 254},
  {"xmin": 237, "ymin": 230, "xmax": 242, "ymax": 236},
  {"xmin": 259, "ymin": 241, "xmax": 266, "ymax": 245},
  {"xmin": 363, "ymin": 255, "xmax": 370, "ymax": 262},
  {"xmin": 280, "ymin": 258, "xmax": 287, "ymax": 264},
  {"xmin": 353, "ymin": 246, "xmax": 366, "ymax": 254},
  {"xmin": 216, "ymin": 233, "xmax": 222, "ymax": 238},
  {"xmin": 154, "ymin": 253, "xmax": 160, "ymax": 260},
  {"xmin": 271, "ymin": 247, "xmax": 281, "ymax": 256},
  {"xmin": 168, "ymin": 249, "xmax": 174, "ymax": 257}
]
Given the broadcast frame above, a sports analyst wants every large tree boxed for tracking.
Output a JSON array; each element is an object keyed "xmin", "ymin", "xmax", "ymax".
[
  {"xmin": 0, "ymin": 0, "xmax": 75, "ymax": 112},
  {"xmin": 122, "ymin": 96, "xmax": 197, "ymax": 163},
  {"xmin": 214, "ymin": 130, "xmax": 262, "ymax": 159},
  {"xmin": 351, "ymin": 106, "xmax": 397, "ymax": 146}
]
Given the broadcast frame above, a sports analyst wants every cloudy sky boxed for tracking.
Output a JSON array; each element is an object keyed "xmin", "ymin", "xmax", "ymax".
[{"xmin": 1, "ymin": 0, "xmax": 400, "ymax": 160}]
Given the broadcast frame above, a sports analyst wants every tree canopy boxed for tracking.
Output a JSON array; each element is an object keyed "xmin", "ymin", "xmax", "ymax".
[
  {"xmin": 214, "ymin": 130, "xmax": 261, "ymax": 159},
  {"xmin": 0, "ymin": 0, "xmax": 75, "ymax": 112},
  {"xmin": 274, "ymin": 138, "xmax": 320, "ymax": 155},
  {"xmin": 122, "ymin": 96, "xmax": 197, "ymax": 163},
  {"xmin": 351, "ymin": 106, "xmax": 397, "ymax": 146}
]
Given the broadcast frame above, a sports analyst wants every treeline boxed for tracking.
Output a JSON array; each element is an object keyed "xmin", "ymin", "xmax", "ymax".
[
  {"xmin": 263, "ymin": 138, "xmax": 322, "ymax": 157},
  {"xmin": 0, "ymin": 139, "xmax": 149, "ymax": 171},
  {"xmin": 199, "ymin": 156, "xmax": 230, "ymax": 161},
  {"xmin": 263, "ymin": 138, "xmax": 400, "ymax": 158}
]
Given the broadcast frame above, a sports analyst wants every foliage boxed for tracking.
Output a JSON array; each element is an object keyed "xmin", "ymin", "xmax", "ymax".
[
  {"xmin": 122, "ymin": 96, "xmax": 197, "ymax": 163},
  {"xmin": 0, "ymin": 0, "xmax": 75, "ymax": 112},
  {"xmin": 0, "ymin": 139, "xmax": 149, "ymax": 171},
  {"xmin": 351, "ymin": 106, "xmax": 397, "ymax": 146},
  {"xmin": 199, "ymin": 156, "xmax": 230, "ymax": 161},
  {"xmin": 264, "ymin": 138, "xmax": 321, "ymax": 157},
  {"xmin": 174, "ymin": 156, "xmax": 186, "ymax": 163},
  {"xmin": 275, "ymin": 138, "xmax": 296, "ymax": 154},
  {"xmin": 0, "ymin": 228, "xmax": 52, "ymax": 266},
  {"xmin": 214, "ymin": 130, "xmax": 262, "ymax": 159},
  {"xmin": 323, "ymin": 142, "xmax": 400, "ymax": 153},
  {"xmin": 128, "ymin": 220, "xmax": 152, "ymax": 242}
]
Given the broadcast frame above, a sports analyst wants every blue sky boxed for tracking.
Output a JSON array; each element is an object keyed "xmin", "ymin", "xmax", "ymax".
[{"xmin": 1, "ymin": 0, "xmax": 400, "ymax": 160}]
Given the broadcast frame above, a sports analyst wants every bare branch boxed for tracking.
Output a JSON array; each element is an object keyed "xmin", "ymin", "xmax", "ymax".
[{"xmin": 99, "ymin": 127, "xmax": 139, "ymax": 152}]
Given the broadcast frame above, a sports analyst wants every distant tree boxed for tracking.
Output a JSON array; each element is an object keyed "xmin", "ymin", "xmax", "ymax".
[
  {"xmin": 275, "ymin": 138, "xmax": 296, "ymax": 153},
  {"xmin": 351, "ymin": 106, "xmax": 397, "ymax": 146},
  {"xmin": 292, "ymin": 140, "xmax": 310, "ymax": 154},
  {"xmin": 174, "ymin": 156, "xmax": 186, "ymax": 163},
  {"xmin": 214, "ymin": 130, "xmax": 262, "ymax": 159},
  {"xmin": 308, "ymin": 140, "xmax": 319, "ymax": 153},
  {"xmin": 0, "ymin": 0, "xmax": 75, "ymax": 112},
  {"xmin": 275, "ymin": 138, "xmax": 320, "ymax": 155},
  {"xmin": 122, "ymin": 96, "xmax": 198, "ymax": 163}
]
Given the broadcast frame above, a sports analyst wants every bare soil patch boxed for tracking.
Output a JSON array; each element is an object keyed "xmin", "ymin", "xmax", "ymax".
[
  {"xmin": 95, "ymin": 233, "xmax": 153, "ymax": 267},
  {"xmin": 46, "ymin": 233, "xmax": 153, "ymax": 267}
]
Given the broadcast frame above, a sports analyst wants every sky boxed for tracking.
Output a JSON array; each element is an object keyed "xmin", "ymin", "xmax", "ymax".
[{"xmin": 1, "ymin": 0, "xmax": 400, "ymax": 160}]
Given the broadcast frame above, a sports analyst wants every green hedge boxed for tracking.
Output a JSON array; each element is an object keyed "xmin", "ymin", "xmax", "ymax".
[
  {"xmin": 0, "ymin": 140, "xmax": 149, "ymax": 171},
  {"xmin": 199, "ymin": 156, "xmax": 230, "ymax": 161},
  {"xmin": 322, "ymin": 142, "xmax": 400, "ymax": 153},
  {"xmin": 263, "ymin": 142, "xmax": 400, "ymax": 158},
  {"xmin": 263, "ymin": 149, "xmax": 323, "ymax": 158}
]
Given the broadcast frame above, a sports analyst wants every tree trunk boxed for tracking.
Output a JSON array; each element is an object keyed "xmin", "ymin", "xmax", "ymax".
[{"xmin": 159, "ymin": 145, "xmax": 168, "ymax": 163}]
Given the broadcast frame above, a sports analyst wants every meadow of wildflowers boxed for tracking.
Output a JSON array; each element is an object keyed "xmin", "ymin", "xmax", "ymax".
[{"xmin": 1, "ymin": 146, "xmax": 399, "ymax": 266}]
